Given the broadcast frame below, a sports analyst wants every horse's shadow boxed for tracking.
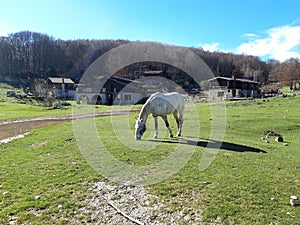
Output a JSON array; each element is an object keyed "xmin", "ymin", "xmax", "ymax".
[{"xmin": 149, "ymin": 137, "xmax": 266, "ymax": 153}]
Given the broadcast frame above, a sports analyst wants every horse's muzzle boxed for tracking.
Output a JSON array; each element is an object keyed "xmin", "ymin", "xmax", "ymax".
[{"xmin": 136, "ymin": 135, "xmax": 141, "ymax": 140}]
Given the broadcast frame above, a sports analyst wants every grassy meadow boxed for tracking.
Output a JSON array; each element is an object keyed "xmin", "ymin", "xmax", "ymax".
[
  {"xmin": 0, "ymin": 83, "xmax": 139, "ymax": 122},
  {"xmin": 0, "ymin": 93, "xmax": 299, "ymax": 224}
]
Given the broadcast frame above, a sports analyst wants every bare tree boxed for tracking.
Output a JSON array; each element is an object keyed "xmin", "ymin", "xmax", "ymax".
[
  {"xmin": 270, "ymin": 58, "xmax": 300, "ymax": 89},
  {"xmin": 33, "ymin": 78, "xmax": 47, "ymax": 99}
]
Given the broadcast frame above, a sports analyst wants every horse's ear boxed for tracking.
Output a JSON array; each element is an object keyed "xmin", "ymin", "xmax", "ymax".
[{"xmin": 135, "ymin": 116, "xmax": 138, "ymax": 121}]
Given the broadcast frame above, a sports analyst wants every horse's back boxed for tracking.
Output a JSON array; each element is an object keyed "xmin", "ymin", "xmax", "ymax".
[
  {"xmin": 163, "ymin": 92, "xmax": 184, "ymax": 109},
  {"xmin": 148, "ymin": 92, "xmax": 184, "ymax": 115},
  {"xmin": 150, "ymin": 92, "xmax": 183, "ymax": 100}
]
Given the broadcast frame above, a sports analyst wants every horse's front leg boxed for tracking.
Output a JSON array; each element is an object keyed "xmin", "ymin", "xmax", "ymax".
[
  {"xmin": 162, "ymin": 115, "xmax": 174, "ymax": 138},
  {"xmin": 153, "ymin": 115, "xmax": 158, "ymax": 138}
]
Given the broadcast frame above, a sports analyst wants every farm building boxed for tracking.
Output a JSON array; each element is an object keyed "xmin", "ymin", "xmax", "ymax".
[
  {"xmin": 46, "ymin": 77, "xmax": 76, "ymax": 99},
  {"xmin": 207, "ymin": 76, "xmax": 260, "ymax": 99},
  {"xmin": 76, "ymin": 76, "xmax": 147, "ymax": 105},
  {"xmin": 75, "ymin": 75, "xmax": 181, "ymax": 105}
]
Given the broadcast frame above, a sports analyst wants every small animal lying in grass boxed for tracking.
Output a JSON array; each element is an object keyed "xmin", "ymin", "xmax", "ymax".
[
  {"xmin": 290, "ymin": 196, "xmax": 299, "ymax": 206},
  {"xmin": 263, "ymin": 130, "xmax": 284, "ymax": 142}
]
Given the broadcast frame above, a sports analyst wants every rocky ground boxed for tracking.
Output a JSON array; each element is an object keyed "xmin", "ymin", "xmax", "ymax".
[{"xmin": 76, "ymin": 180, "xmax": 204, "ymax": 225}]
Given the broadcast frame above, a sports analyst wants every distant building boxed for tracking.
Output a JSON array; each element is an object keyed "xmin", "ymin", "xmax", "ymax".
[
  {"xmin": 46, "ymin": 77, "xmax": 76, "ymax": 99},
  {"xmin": 207, "ymin": 76, "xmax": 260, "ymax": 99},
  {"xmin": 76, "ymin": 76, "xmax": 147, "ymax": 105},
  {"xmin": 75, "ymin": 75, "xmax": 181, "ymax": 105}
]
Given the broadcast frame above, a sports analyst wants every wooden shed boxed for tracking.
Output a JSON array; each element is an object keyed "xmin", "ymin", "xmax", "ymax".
[
  {"xmin": 207, "ymin": 76, "xmax": 260, "ymax": 99},
  {"xmin": 46, "ymin": 77, "xmax": 76, "ymax": 99}
]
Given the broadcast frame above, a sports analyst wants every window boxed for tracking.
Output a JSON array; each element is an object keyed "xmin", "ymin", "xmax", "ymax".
[
  {"xmin": 217, "ymin": 91, "xmax": 224, "ymax": 97},
  {"xmin": 124, "ymin": 94, "xmax": 131, "ymax": 101}
]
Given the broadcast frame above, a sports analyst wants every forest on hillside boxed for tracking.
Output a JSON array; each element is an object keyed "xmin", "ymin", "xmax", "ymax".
[{"xmin": 0, "ymin": 31, "xmax": 299, "ymax": 90}]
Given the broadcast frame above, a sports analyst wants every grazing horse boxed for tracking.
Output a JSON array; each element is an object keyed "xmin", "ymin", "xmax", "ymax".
[{"xmin": 135, "ymin": 92, "xmax": 184, "ymax": 140}]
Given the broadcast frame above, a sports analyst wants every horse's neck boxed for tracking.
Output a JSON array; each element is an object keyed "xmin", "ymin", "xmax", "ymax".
[{"xmin": 139, "ymin": 102, "xmax": 151, "ymax": 121}]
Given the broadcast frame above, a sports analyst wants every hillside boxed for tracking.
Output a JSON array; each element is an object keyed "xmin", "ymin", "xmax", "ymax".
[{"xmin": 1, "ymin": 31, "xmax": 299, "ymax": 91}]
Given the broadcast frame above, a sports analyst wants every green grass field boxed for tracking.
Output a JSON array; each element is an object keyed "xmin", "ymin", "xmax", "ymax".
[{"xmin": 0, "ymin": 96, "xmax": 299, "ymax": 224}]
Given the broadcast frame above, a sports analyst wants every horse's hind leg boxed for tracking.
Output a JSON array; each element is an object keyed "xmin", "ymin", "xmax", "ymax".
[
  {"xmin": 178, "ymin": 112, "xmax": 183, "ymax": 136},
  {"xmin": 173, "ymin": 110, "xmax": 182, "ymax": 136},
  {"xmin": 162, "ymin": 115, "xmax": 173, "ymax": 138},
  {"xmin": 153, "ymin": 115, "xmax": 158, "ymax": 138},
  {"xmin": 173, "ymin": 111, "xmax": 180, "ymax": 133}
]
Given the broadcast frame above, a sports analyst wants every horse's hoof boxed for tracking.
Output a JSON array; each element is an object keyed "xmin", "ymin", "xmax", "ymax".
[
  {"xmin": 170, "ymin": 134, "xmax": 174, "ymax": 138},
  {"xmin": 153, "ymin": 135, "xmax": 158, "ymax": 139}
]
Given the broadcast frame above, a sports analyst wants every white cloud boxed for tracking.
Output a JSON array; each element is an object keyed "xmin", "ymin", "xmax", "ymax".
[
  {"xmin": 197, "ymin": 42, "xmax": 235, "ymax": 55},
  {"xmin": 237, "ymin": 25, "xmax": 300, "ymax": 62},
  {"xmin": 243, "ymin": 33, "xmax": 256, "ymax": 38},
  {"xmin": 199, "ymin": 42, "xmax": 231, "ymax": 53},
  {"xmin": 0, "ymin": 31, "xmax": 8, "ymax": 37},
  {"xmin": 201, "ymin": 42, "xmax": 220, "ymax": 52}
]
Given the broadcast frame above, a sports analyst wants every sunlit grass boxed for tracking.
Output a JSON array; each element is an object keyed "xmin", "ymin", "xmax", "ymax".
[{"xmin": 0, "ymin": 97, "xmax": 299, "ymax": 224}]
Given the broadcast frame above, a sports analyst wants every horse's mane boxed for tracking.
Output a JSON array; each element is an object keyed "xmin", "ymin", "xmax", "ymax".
[{"xmin": 138, "ymin": 99, "xmax": 150, "ymax": 121}]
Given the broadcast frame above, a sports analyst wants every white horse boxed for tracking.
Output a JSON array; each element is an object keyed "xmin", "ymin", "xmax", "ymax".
[{"xmin": 135, "ymin": 92, "xmax": 185, "ymax": 140}]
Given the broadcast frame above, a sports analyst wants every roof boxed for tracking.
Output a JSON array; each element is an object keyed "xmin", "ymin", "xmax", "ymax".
[
  {"xmin": 207, "ymin": 76, "xmax": 259, "ymax": 84},
  {"xmin": 144, "ymin": 70, "xmax": 163, "ymax": 75},
  {"xmin": 48, "ymin": 77, "xmax": 74, "ymax": 84},
  {"xmin": 94, "ymin": 75, "xmax": 142, "ymax": 85}
]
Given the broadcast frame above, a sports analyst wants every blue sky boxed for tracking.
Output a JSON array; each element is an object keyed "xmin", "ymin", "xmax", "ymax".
[{"xmin": 1, "ymin": 0, "xmax": 300, "ymax": 62}]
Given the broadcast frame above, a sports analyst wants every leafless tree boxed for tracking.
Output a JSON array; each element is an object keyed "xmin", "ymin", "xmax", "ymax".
[{"xmin": 270, "ymin": 58, "xmax": 300, "ymax": 89}]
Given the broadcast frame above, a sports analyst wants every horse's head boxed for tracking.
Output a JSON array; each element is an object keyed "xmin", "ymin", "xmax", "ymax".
[{"xmin": 135, "ymin": 118, "xmax": 146, "ymax": 140}]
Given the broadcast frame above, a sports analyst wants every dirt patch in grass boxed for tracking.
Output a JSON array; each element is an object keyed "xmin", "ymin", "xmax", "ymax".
[
  {"xmin": 0, "ymin": 119, "xmax": 68, "ymax": 140},
  {"xmin": 0, "ymin": 109, "xmax": 139, "ymax": 140},
  {"xmin": 78, "ymin": 180, "xmax": 203, "ymax": 224}
]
